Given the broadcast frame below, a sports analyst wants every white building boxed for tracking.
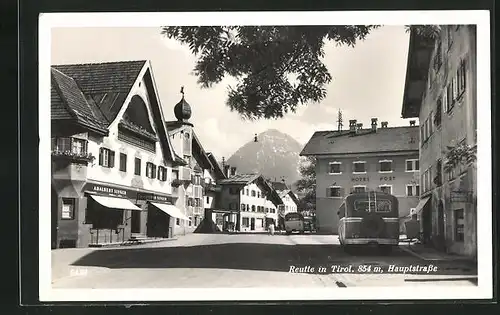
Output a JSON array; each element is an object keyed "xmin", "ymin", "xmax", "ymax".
[
  {"xmin": 218, "ymin": 171, "xmax": 283, "ymax": 232},
  {"xmin": 50, "ymin": 60, "xmax": 188, "ymax": 248}
]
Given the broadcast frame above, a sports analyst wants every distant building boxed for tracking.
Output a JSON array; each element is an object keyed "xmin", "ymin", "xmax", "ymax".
[
  {"xmin": 218, "ymin": 171, "xmax": 283, "ymax": 232},
  {"xmin": 50, "ymin": 60, "xmax": 185, "ymax": 248},
  {"xmin": 300, "ymin": 119, "xmax": 420, "ymax": 234},
  {"xmin": 401, "ymin": 25, "xmax": 477, "ymax": 258},
  {"xmin": 271, "ymin": 181, "xmax": 299, "ymax": 228}
]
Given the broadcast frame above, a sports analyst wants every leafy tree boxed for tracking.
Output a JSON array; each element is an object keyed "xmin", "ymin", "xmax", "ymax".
[
  {"xmin": 161, "ymin": 25, "xmax": 439, "ymax": 120},
  {"xmin": 295, "ymin": 156, "xmax": 317, "ymax": 212},
  {"xmin": 443, "ymin": 142, "xmax": 477, "ymax": 173}
]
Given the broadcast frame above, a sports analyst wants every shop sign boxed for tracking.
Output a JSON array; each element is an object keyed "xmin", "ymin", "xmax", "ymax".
[
  {"xmin": 352, "ymin": 177, "xmax": 369, "ymax": 182},
  {"xmin": 137, "ymin": 192, "xmax": 173, "ymax": 203},
  {"xmin": 450, "ymin": 190, "xmax": 473, "ymax": 203},
  {"xmin": 84, "ymin": 183, "xmax": 130, "ymax": 198},
  {"xmin": 380, "ymin": 175, "xmax": 396, "ymax": 181}
]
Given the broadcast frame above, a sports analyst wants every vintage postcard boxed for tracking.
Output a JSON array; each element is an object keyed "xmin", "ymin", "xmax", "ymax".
[{"xmin": 39, "ymin": 11, "xmax": 492, "ymax": 301}]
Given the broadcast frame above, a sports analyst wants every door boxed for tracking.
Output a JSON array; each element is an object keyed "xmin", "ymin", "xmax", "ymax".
[
  {"xmin": 422, "ymin": 202, "xmax": 432, "ymax": 244},
  {"xmin": 131, "ymin": 210, "xmax": 141, "ymax": 233},
  {"xmin": 250, "ymin": 218, "xmax": 255, "ymax": 230}
]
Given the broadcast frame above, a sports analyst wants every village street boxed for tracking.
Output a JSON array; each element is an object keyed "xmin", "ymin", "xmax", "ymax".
[{"xmin": 51, "ymin": 233, "xmax": 477, "ymax": 289}]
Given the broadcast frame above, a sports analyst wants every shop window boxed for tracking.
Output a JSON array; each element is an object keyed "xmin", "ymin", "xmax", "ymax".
[
  {"xmin": 134, "ymin": 158, "xmax": 141, "ymax": 175},
  {"xmin": 61, "ymin": 198, "xmax": 75, "ymax": 220},
  {"xmin": 454, "ymin": 209, "xmax": 465, "ymax": 242},
  {"xmin": 328, "ymin": 186, "xmax": 342, "ymax": 197},
  {"xmin": 353, "ymin": 161, "xmax": 366, "ymax": 173},
  {"xmin": 119, "ymin": 153, "xmax": 127, "ymax": 172},
  {"xmin": 379, "ymin": 160, "xmax": 392, "ymax": 173},
  {"xmin": 99, "ymin": 148, "xmax": 115, "ymax": 168},
  {"xmin": 329, "ymin": 162, "xmax": 342, "ymax": 174}
]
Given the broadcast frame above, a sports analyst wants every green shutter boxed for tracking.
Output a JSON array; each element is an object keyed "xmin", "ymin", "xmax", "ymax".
[
  {"xmin": 98, "ymin": 148, "xmax": 103, "ymax": 166},
  {"xmin": 109, "ymin": 151, "xmax": 115, "ymax": 168}
]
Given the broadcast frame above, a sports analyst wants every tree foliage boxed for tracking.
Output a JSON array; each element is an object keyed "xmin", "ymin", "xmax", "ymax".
[
  {"xmin": 443, "ymin": 142, "xmax": 477, "ymax": 173},
  {"xmin": 161, "ymin": 25, "xmax": 440, "ymax": 120},
  {"xmin": 295, "ymin": 156, "xmax": 317, "ymax": 211}
]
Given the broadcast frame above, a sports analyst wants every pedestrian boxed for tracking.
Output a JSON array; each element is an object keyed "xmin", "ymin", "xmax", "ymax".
[{"xmin": 268, "ymin": 222, "xmax": 275, "ymax": 236}]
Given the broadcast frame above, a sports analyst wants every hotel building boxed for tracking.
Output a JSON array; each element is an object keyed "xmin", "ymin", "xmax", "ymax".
[
  {"xmin": 401, "ymin": 25, "xmax": 477, "ymax": 258},
  {"xmin": 300, "ymin": 119, "xmax": 420, "ymax": 234}
]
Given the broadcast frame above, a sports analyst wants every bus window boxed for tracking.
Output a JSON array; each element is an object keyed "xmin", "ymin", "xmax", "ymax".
[
  {"xmin": 285, "ymin": 213, "xmax": 303, "ymax": 221},
  {"xmin": 354, "ymin": 200, "xmax": 392, "ymax": 212}
]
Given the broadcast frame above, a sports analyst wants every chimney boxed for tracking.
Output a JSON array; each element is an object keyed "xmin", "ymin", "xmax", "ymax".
[
  {"xmin": 409, "ymin": 120, "xmax": 416, "ymax": 126},
  {"xmin": 371, "ymin": 118, "xmax": 378, "ymax": 131},
  {"xmin": 349, "ymin": 119, "xmax": 357, "ymax": 132},
  {"xmin": 381, "ymin": 121, "xmax": 388, "ymax": 128},
  {"xmin": 230, "ymin": 166, "xmax": 237, "ymax": 176},
  {"xmin": 224, "ymin": 164, "xmax": 230, "ymax": 177}
]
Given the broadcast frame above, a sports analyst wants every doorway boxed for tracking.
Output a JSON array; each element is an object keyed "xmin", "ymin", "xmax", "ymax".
[
  {"xmin": 131, "ymin": 209, "xmax": 141, "ymax": 234},
  {"xmin": 250, "ymin": 218, "xmax": 255, "ymax": 231},
  {"xmin": 422, "ymin": 202, "xmax": 432, "ymax": 245}
]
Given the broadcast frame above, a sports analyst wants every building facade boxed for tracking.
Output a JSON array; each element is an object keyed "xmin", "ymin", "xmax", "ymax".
[
  {"xmin": 401, "ymin": 25, "xmax": 477, "ymax": 258},
  {"xmin": 300, "ymin": 120, "xmax": 420, "ymax": 234},
  {"xmin": 218, "ymin": 172, "xmax": 283, "ymax": 232},
  {"xmin": 165, "ymin": 95, "xmax": 225, "ymax": 235},
  {"xmin": 51, "ymin": 60, "xmax": 188, "ymax": 248}
]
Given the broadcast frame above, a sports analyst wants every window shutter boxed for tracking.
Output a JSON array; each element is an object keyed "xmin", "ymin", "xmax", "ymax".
[
  {"xmin": 157, "ymin": 167, "xmax": 161, "ymax": 180},
  {"xmin": 98, "ymin": 148, "xmax": 104, "ymax": 166},
  {"xmin": 152, "ymin": 165, "xmax": 157, "ymax": 179},
  {"xmin": 163, "ymin": 168, "xmax": 167, "ymax": 181},
  {"xmin": 109, "ymin": 151, "xmax": 115, "ymax": 168}
]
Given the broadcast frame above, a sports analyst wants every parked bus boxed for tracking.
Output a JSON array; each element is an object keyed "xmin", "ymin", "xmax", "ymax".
[
  {"xmin": 284, "ymin": 212, "xmax": 305, "ymax": 235},
  {"xmin": 338, "ymin": 191, "xmax": 399, "ymax": 254}
]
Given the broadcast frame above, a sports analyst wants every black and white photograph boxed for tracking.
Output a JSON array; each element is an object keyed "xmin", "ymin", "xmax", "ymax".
[{"xmin": 39, "ymin": 11, "xmax": 492, "ymax": 301}]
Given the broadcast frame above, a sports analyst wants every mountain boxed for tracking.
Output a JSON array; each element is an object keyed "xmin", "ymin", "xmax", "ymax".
[{"xmin": 226, "ymin": 129, "xmax": 304, "ymax": 189}]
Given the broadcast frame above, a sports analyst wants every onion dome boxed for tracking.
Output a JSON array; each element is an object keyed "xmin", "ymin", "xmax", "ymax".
[{"xmin": 174, "ymin": 86, "xmax": 192, "ymax": 122}]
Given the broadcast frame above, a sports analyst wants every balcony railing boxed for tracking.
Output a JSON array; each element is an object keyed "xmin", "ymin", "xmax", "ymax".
[{"xmin": 51, "ymin": 150, "xmax": 96, "ymax": 164}]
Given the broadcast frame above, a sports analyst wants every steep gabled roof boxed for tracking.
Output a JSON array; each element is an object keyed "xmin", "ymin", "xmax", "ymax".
[
  {"xmin": 300, "ymin": 126, "xmax": 419, "ymax": 156},
  {"xmin": 271, "ymin": 181, "xmax": 289, "ymax": 192},
  {"xmin": 207, "ymin": 152, "xmax": 227, "ymax": 180},
  {"xmin": 52, "ymin": 60, "xmax": 147, "ymax": 123}
]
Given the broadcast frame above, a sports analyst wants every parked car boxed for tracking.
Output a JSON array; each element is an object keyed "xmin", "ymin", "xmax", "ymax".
[{"xmin": 284, "ymin": 212, "xmax": 305, "ymax": 235}]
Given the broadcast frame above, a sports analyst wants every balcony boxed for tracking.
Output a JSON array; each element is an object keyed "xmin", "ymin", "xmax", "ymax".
[
  {"xmin": 202, "ymin": 181, "xmax": 221, "ymax": 193},
  {"xmin": 51, "ymin": 137, "xmax": 95, "ymax": 165}
]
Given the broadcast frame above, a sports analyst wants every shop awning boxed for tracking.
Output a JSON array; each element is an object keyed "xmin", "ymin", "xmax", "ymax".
[
  {"xmin": 413, "ymin": 196, "xmax": 431, "ymax": 215},
  {"xmin": 150, "ymin": 202, "xmax": 190, "ymax": 221},
  {"xmin": 90, "ymin": 195, "xmax": 142, "ymax": 211}
]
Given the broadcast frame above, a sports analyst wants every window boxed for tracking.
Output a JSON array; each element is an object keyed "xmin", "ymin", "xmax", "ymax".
[
  {"xmin": 257, "ymin": 192, "xmax": 260, "ymax": 198},
  {"xmin": 379, "ymin": 160, "xmax": 392, "ymax": 173},
  {"xmin": 229, "ymin": 187, "xmax": 239, "ymax": 195},
  {"xmin": 241, "ymin": 204, "xmax": 245, "ymax": 211},
  {"xmin": 246, "ymin": 204, "xmax": 249, "ymax": 211},
  {"xmin": 61, "ymin": 198, "xmax": 75, "ymax": 220},
  {"xmin": 188, "ymin": 217, "xmax": 192, "ymax": 227},
  {"xmin": 328, "ymin": 186, "xmax": 342, "ymax": 198},
  {"xmin": 406, "ymin": 159, "xmax": 419, "ymax": 172},
  {"xmin": 206, "ymin": 196, "xmax": 210, "ymax": 204},
  {"xmin": 229, "ymin": 202, "xmax": 237, "ymax": 210},
  {"xmin": 457, "ymin": 60, "xmax": 467, "ymax": 96},
  {"xmin": 433, "ymin": 41, "xmax": 442, "ymax": 70},
  {"xmin": 251, "ymin": 205, "xmax": 256, "ymax": 212},
  {"xmin": 353, "ymin": 186, "xmax": 366, "ymax": 193},
  {"xmin": 98, "ymin": 148, "xmax": 115, "ymax": 168},
  {"xmin": 72, "ymin": 138, "xmax": 86, "ymax": 154},
  {"xmin": 146, "ymin": 162, "xmax": 156, "ymax": 179},
  {"xmin": 329, "ymin": 162, "xmax": 342, "ymax": 174},
  {"xmin": 119, "ymin": 153, "xmax": 127, "ymax": 172},
  {"xmin": 134, "ymin": 158, "xmax": 141, "ymax": 175},
  {"xmin": 183, "ymin": 132, "xmax": 191, "ymax": 155},
  {"xmin": 435, "ymin": 159, "xmax": 443, "ymax": 186},
  {"xmin": 251, "ymin": 190, "xmax": 256, "ymax": 197},
  {"xmin": 176, "ymin": 218, "xmax": 180, "ymax": 225},
  {"xmin": 246, "ymin": 189, "xmax": 249, "ymax": 196},
  {"xmin": 454, "ymin": 209, "xmax": 465, "ymax": 242},
  {"xmin": 265, "ymin": 207, "xmax": 269, "ymax": 213},
  {"xmin": 55, "ymin": 137, "xmax": 71, "ymax": 152},
  {"xmin": 379, "ymin": 185, "xmax": 392, "ymax": 194},
  {"xmin": 353, "ymin": 161, "xmax": 366, "ymax": 173},
  {"xmin": 194, "ymin": 217, "xmax": 199, "ymax": 226},
  {"xmin": 434, "ymin": 99, "xmax": 442, "ymax": 127},
  {"xmin": 406, "ymin": 185, "xmax": 420, "ymax": 197},
  {"xmin": 157, "ymin": 166, "xmax": 167, "ymax": 181},
  {"xmin": 242, "ymin": 217, "xmax": 249, "ymax": 227}
]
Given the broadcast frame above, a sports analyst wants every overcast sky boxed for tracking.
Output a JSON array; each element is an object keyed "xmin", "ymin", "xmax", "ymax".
[{"xmin": 51, "ymin": 26, "xmax": 414, "ymax": 160}]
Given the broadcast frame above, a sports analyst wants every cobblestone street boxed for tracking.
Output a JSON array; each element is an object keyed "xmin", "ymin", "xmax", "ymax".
[{"xmin": 51, "ymin": 233, "xmax": 477, "ymax": 289}]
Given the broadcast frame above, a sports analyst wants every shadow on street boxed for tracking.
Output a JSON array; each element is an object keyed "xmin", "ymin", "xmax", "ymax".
[{"xmin": 70, "ymin": 242, "xmax": 476, "ymax": 275}]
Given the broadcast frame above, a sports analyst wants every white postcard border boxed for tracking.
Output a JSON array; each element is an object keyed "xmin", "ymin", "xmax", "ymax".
[{"xmin": 38, "ymin": 10, "xmax": 492, "ymax": 301}]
